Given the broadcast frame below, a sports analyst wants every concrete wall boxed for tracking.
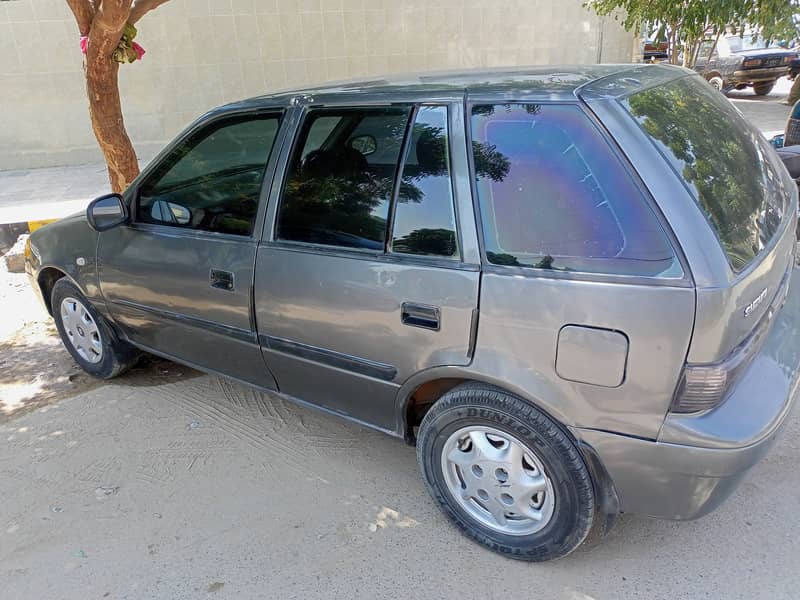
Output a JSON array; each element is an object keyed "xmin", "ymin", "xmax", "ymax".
[{"xmin": 0, "ymin": 0, "xmax": 638, "ymax": 170}]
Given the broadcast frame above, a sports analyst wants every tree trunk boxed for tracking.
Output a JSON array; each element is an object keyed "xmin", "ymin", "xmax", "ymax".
[
  {"xmin": 706, "ymin": 30, "xmax": 722, "ymax": 64},
  {"xmin": 681, "ymin": 41, "xmax": 692, "ymax": 67},
  {"xmin": 86, "ymin": 66, "xmax": 139, "ymax": 194},
  {"xmin": 669, "ymin": 28, "xmax": 680, "ymax": 65},
  {"xmin": 86, "ymin": 56, "xmax": 140, "ymax": 193},
  {"xmin": 85, "ymin": 2, "xmax": 138, "ymax": 193},
  {"xmin": 67, "ymin": 0, "xmax": 171, "ymax": 193}
]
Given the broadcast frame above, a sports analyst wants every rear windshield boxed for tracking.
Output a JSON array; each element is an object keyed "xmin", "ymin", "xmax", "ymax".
[{"xmin": 622, "ymin": 76, "xmax": 789, "ymax": 272}]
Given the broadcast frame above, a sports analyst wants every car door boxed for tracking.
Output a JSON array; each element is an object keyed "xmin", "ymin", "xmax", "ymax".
[
  {"xmin": 98, "ymin": 108, "xmax": 287, "ymax": 389},
  {"xmin": 253, "ymin": 99, "xmax": 481, "ymax": 431}
]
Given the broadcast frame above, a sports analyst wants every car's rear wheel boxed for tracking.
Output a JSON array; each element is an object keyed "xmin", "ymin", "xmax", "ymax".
[
  {"xmin": 416, "ymin": 383, "xmax": 595, "ymax": 561},
  {"xmin": 753, "ymin": 81, "xmax": 775, "ymax": 96},
  {"xmin": 52, "ymin": 278, "xmax": 139, "ymax": 379}
]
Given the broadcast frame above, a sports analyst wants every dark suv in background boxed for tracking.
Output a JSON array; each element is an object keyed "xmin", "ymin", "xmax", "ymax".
[{"xmin": 694, "ymin": 34, "xmax": 797, "ymax": 95}]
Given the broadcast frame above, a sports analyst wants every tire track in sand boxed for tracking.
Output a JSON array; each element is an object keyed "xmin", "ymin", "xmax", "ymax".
[
  {"xmin": 213, "ymin": 377, "xmax": 359, "ymax": 454},
  {"xmin": 166, "ymin": 384, "xmax": 308, "ymax": 475}
]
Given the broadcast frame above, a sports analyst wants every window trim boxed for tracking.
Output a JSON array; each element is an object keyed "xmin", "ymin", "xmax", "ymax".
[
  {"xmin": 385, "ymin": 104, "xmax": 418, "ymax": 254},
  {"xmin": 266, "ymin": 240, "xmax": 480, "ymax": 272},
  {"xmin": 465, "ymin": 99, "xmax": 692, "ymax": 287},
  {"xmin": 270, "ymin": 102, "xmax": 463, "ymax": 263},
  {"xmin": 128, "ymin": 108, "xmax": 285, "ymax": 242}
]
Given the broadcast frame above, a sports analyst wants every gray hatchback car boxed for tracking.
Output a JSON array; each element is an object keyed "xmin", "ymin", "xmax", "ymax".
[{"xmin": 26, "ymin": 64, "xmax": 800, "ymax": 561}]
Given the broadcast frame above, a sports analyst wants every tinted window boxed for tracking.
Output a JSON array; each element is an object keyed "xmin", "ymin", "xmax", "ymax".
[
  {"xmin": 137, "ymin": 114, "xmax": 280, "ymax": 236},
  {"xmin": 470, "ymin": 104, "xmax": 680, "ymax": 277},
  {"xmin": 698, "ymin": 40, "xmax": 715, "ymax": 57},
  {"xmin": 391, "ymin": 106, "xmax": 457, "ymax": 258},
  {"xmin": 624, "ymin": 76, "xmax": 789, "ymax": 271},
  {"xmin": 276, "ymin": 107, "xmax": 411, "ymax": 250},
  {"xmin": 726, "ymin": 35, "xmax": 770, "ymax": 53}
]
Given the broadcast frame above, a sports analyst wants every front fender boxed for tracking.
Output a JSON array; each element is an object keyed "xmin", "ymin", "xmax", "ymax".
[{"xmin": 27, "ymin": 213, "xmax": 102, "ymax": 311}]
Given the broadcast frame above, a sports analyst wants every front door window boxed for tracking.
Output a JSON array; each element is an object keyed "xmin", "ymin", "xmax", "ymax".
[{"xmin": 136, "ymin": 113, "xmax": 282, "ymax": 236}]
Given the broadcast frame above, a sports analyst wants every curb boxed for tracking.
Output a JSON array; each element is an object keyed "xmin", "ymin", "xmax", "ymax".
[
  {"xmin": 27, "ymin": 219, "xmax": 58, "ymax": 232},
  {"xmin": 0, "ymin": 219, "xmax": 58, "ymax": 254}
]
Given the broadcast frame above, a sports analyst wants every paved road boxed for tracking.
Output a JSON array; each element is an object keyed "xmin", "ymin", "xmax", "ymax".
[
  {"xmin": 2, "ymin": 77, "xmax": 799, "ymax": 599},
  {"xmin": 728, "ymin": 75, "xmax": 794, "ymax": 132},
  {"xmin": 0, "ymin": 159, "xmax": 150, "ymax": 225}
]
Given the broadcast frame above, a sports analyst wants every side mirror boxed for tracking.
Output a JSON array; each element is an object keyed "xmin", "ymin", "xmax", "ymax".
[{"xmin": 87, "ymin": 193, "xmax": 129, "ymax": 232}]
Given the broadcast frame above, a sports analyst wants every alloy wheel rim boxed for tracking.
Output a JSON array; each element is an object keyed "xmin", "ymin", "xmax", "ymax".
[
  {"xmin": 60, "ymin": 297, "xmax": 103, "ymax": 364},
  {"xmin": 441, "ymin": 425, "xmax": 555, "ymax": 536}
]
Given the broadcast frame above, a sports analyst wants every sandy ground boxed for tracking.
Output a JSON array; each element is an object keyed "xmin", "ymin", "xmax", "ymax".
[
  {"xmin": 2, "ymin": 82, "xmax": 800, "ymax": 599},
  {"xmin": 0, "ymin": 259, "xmax": 193, "ymax": 422}
]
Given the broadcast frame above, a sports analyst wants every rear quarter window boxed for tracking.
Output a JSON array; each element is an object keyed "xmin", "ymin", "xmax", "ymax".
[
  {"xmin": 469, "ymin": 103, "xmax": 682, "ymax": 278},
  {"xmin": 622, "ymin": 76, "xmax": 789, "ymax": 272}
]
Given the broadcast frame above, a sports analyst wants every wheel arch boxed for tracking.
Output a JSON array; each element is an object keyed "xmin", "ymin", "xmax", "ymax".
[
  {"xmin": 37, "ymin": 266, "xmax": 71, "ymax": 316},
  {"xmin": 396, "ymin": 367, "xmax": 574, "ymax": 445}
]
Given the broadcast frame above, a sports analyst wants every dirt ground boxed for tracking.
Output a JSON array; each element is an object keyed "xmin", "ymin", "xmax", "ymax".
[{"xmin": 0, "ymin": 259, "xmax": 194, "ymax": 423}]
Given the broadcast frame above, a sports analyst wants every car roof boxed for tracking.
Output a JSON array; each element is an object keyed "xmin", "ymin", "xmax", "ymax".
[{"xmin": 216, "ymin": 64, "xmax": 690, "ymax": 112}]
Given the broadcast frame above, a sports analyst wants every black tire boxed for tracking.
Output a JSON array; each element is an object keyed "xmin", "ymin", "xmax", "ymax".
[
  {"xmin": 417, "ymin": 383, "xmax": 595, "ymax": 561},
  {"xmin": 51, "ymin": 278, "xmax": 139, "ymax": 379},
  {"xmin": 753, "ymin": 81, "xmax": 775, "ymax": 96}
]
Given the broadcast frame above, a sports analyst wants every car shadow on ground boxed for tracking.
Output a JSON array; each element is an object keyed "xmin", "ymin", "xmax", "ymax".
[{"xmin": 0, "ymin": 320, "xmax": 200, "ymax": 423}]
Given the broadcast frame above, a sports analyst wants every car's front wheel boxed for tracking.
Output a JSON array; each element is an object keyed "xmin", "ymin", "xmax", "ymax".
[
  {"xmin": 707, "ymin": 75, "xmax": 725, "ymax": 92},
  {"xmin": 52, "ymin": 278, "xmax": 139, "ymax": 379},
  {"xmin": 753, "ymin": 81, "xmax": 776, "ymax": 96},
  {"xmin": 416, "ymin": 383, "xmax": 595, "ymax": 561}
]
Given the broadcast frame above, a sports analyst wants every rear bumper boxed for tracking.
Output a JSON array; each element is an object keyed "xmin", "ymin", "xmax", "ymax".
[
  {"xmin": 574, "ymin": 270, "xmax": 800, "ymax": 520},
  {"xmin": 574, "ymin": 421, "xmax": 790, "ymax": 519}
]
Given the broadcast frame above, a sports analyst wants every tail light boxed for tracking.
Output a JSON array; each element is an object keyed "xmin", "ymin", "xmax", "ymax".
[
  {"xmin": 743, "ymin": 58, "xmax": 763, "ymax": 68},
  {"xmin": 671, "ymin": 301, "xmax": 778, "ymax": 414},
  {"xmin": 670, "ymin": 342, "xmax": 758, "ymax": 413},
  {"xmin": 671, "ymin": 263, "xmax": 792, "ymax": 414}
]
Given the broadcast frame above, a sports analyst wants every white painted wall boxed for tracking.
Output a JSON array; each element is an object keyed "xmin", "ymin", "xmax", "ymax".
[{"xmin": 0, "ymin": 0, "xmax": 638, "ymax": 170}]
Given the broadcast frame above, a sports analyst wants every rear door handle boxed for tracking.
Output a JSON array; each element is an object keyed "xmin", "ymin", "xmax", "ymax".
[
  {"xmin": 401, "ymin": 302, "xmax": 440, "ymax": 331},
  {"xmin": 210, "ymin": 269, "xmax": 234, "ymax": 291}
]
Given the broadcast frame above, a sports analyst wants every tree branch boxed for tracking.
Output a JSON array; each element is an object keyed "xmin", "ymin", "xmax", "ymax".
[
  {"xmin": 65, "ymin": 0, "xmax": 96, "ymax": 36},
  {"xmin": 89, "ymin": 0, "xmax": 132, "ymax": 52},
  {"xmin": 129, "ymin": 0, "xmax": 170, "ymax": 25}
]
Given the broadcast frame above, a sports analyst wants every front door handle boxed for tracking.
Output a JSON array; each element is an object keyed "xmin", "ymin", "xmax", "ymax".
[
  {"xmin": 210, "ymin": 269, "xmax": 234, "ymax": 291},
  {"xmin": 401, "ymin": 302, "xmax": 440, "ymax": 331}
]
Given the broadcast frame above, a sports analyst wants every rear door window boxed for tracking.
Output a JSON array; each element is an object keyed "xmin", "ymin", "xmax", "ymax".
[
  {"xmin": 470, "ymin": 103, "xmax": 681, "ymax": 277},
  {"xmin": 391, "ymin": 106, "xmax": 458, "ymax": 258},
  {"xmin": 622, "ymin": 76, "xmax": 789, "ymax": 272},
  {"xmin": 276, "ymin": 107, "xmax": 411, "ymax": 250}
]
